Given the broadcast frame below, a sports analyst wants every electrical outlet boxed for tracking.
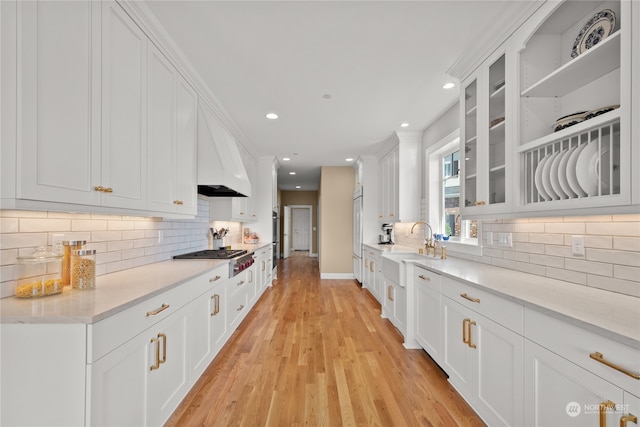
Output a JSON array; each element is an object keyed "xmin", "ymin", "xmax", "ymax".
[
  {"xmin": 158, "ymin": 230, "xmax": 164, "ymax": 243},
  {"xmin": 498, "ymin": 232, "xmax": 512, "ymax": 248},
  {"xmin": 572, "ymin": 235, "xmax": 585, "ymax": 257}
]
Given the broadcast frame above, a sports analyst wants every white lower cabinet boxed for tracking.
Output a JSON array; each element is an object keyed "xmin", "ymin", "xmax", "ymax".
[
  {"xmin": 381, "ymin": 277, "xmax": 407, "ymax": 336},
  {"xmin": 414, "ymin": 266, "xmax": 441, "ymax": 363},
  {"xmin": 188, "ymin": 273, "xmax": 228, "ymax": 385},
  {"xmin": 524, "ymin": 339, "xmax": 626, "ymax": 427},
  {"xmin": 89, "ymin": 304, "xmax": 189, "ymax": 426},
  {"xmin": 441, "ymin": 284, "xmax": 524, "ymax": 426},
  {"xmin": 524, "ymin": 307, "xmax": 640, "ymax": 427},
  {"xmin": 362, "ymin": 247, "xmax": 382, "ymax": 302}
]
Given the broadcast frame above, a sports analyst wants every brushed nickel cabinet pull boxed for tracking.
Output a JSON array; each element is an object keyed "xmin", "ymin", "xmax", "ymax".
[
  {"xmin": 590, "ymin": 352, "xmax": 640, "ymax": 380},
  {"xmin": 146, "ymin": 303, "xmax": 170, "ymax": 317},
  {"xmin": 460, "ymin": 293, "xmax": 480, "ymax": 303}
]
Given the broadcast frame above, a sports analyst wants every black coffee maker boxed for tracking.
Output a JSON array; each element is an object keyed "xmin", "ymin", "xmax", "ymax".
[{"xmin": 378, "ymin": 223, "xmax": 394, "ymax": 244}]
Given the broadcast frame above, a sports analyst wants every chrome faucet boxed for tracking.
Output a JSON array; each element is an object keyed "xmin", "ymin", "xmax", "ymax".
[{"xmin": 411, "ymin": 221, "xmax": 437, "ymax": 256}]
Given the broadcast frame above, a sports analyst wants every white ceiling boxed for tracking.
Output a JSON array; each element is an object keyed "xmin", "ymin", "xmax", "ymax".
[{"xmin": 146, "ymin": 0, "xmax": 520, "ymax": 191}]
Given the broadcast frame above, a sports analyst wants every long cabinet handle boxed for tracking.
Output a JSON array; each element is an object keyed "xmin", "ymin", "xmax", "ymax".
[
  {"xmin": 370, "ymin": 262, "xmax": 374, "ymax": 273},
  {"xmin": 418, "ymin": 275, "xmax": 431, "ymax": 282},
  {"xmin": 460, "ymin": 293, "xmax": 480, "ymax": 303},
  {"xmin": 468, "ymin": 320, "xmax": 477, "ymax": 349},
  {"xmin": 211, "ymin": 294, "xmax": 220, "ymax": 316},
  {"xmin": 600, "ymin": 400, "xmax": 616, "ymax": 427},
  {"xmin": 387, "ymin": 285, "xmax": 394, "ymax": 301},
  {"xmin": 590, "ymin": 352, "xmax": 640, "ymax": 380},
  {"xmin": 620, "ymin": 414, "xmax": 638, "ymax": 427},
  {"xmin": 158, "ymin": 333, "xmax": 167, "ymax": 365},
  {"xmin": 150, "ymin": 337, "xmax": 161, "ymax": 370},
  {"xmin": 146, "ymin": 303, "xmax": 170, "ymax": 317},
  {"xmin": 462, "ymin": 319, "xmax": 470, "ymax": 345}
]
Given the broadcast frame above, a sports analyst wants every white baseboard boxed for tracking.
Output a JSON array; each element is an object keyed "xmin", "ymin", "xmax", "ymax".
[{"xmin": 320, "ymin": 273, "xmax": 355, "ymax": 280}]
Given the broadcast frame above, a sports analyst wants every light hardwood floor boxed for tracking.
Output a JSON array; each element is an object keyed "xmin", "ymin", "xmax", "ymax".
[{"xmin": 166, "ymin": 256, "xmax": 485, "ymax": 426}]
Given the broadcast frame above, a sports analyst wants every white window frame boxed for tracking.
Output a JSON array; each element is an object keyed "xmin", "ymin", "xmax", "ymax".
[{"xmin": 425, "ymin": 129, "xmax": 482, "ymax": 256}]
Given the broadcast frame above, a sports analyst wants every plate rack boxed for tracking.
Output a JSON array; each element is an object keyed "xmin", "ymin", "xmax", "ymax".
[{"xmin": 521, "ymin": 116, "xmax": 620, "ymax": 205}]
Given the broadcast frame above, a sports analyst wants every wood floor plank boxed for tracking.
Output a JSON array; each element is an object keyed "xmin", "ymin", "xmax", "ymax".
[{"xmin": 166, "ymin": 255, "xmax": 485, "ymax": 427}]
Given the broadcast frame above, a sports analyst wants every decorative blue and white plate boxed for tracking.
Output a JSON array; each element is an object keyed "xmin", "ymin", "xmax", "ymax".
[{"xmin": 571, "ymin": 9, "xmax": 616, "ymax": 59}]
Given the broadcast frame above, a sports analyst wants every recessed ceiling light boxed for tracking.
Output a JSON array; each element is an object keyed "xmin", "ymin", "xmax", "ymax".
[
  {"xmin": 400, "ymin": 123, "xmax": 410, "ymax": 128},
  {"xmin": 289, "ymin": 172, "xmax": 296, "ymax": 175},
  {"xmin": 442, "ymin": 82, "xmax": 455, "ymax": 89},
  {"xmin": 282, "ymin": 157, "xmax": 290, "ymax": 161},
  {"xmin": 266, "ymin": 113, "xmax": 279, "ymax": 120},
  {"xmin": 295, "ymin": 186, "xmax": 301, "ymax": 189},
  {"xmin": 345, "ymin": 158, "xmax": 354, "ymax": 162}
]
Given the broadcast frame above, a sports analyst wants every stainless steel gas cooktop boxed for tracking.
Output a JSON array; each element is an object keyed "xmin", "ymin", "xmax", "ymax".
[{"xmin": 173, "ymin": 249, "xmax": 247, "ymax": 260}]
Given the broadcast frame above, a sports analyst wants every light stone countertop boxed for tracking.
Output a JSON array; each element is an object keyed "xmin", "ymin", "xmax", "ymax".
[
  {"xmin": 0, "ymin": 243, "xmax": 274, "ymax": 325},
  {"xmin": 364, "ymin": 243, "xmax": 640, "ymax": 349}
]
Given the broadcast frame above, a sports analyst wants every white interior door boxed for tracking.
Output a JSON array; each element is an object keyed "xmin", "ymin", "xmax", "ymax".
[
  {"xmin": 292, "ymin": 208, "xmax": 310, "ymax": 251},
  {"xmin": 283, "ymin": 206, "xmax": 291, "ymax": 258}
]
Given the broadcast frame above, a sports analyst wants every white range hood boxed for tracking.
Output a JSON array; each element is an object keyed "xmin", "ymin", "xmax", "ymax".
[{"xmin": 197, "ymin": 103, "xmax": 251, "ymax": 197}]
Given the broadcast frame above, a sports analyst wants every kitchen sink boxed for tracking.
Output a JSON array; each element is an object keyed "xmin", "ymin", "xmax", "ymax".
[{"xmin": 382, "ymin": 253, "xmax": 422, "ymax": 285}]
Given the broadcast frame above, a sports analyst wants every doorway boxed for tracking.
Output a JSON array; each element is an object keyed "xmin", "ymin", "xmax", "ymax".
[{"xmin": 283, "ymin": 205, "xmax": 312, "ymax": 257}]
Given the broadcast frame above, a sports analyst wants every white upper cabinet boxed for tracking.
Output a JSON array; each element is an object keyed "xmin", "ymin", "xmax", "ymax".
[
  {"xmin": 5, "ymin": 0, "xmax": 200, "ymax": 217},
  {"xmin": 377, "ymin": 132, "xmax": 421, "ymax": 223},
  {"xmin": 512, "ymin": 0, "xmax": 635, "ymax": 215},
  {"xmin": 147, "ymin": 44, "xmax": 198, "ymax": 216},
  {"xmin": 16, "ymin": 1, "xmax": 101, "ymax": 206},
  {"xmin": 100, "ymin": 1, "xmax": 148, "ymax": 210},
  {"xmin": 460, "ymin": 45, "xmax": 513, "ymax": 217}
]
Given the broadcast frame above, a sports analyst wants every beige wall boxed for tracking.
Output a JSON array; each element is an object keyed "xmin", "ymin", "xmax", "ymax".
[
  {"xmin": 280, "ymin": 191, "xmax": 318, "ymax": 255},
  {"xmin": 319, "ymin": 167, "xmax": 355, "ymax": 275}
]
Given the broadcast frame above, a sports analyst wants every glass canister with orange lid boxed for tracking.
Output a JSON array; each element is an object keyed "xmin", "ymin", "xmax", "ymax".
[
  {"xmin": 62, "ymin": 240, "xmax": 86, "ymax": 286},
  {"xmin": 15, "ymin": 246, "xmax": 63, "ymax": 298}
]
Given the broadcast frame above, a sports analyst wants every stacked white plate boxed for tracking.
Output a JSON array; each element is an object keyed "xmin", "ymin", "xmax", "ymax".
[{"xmin": 533, "ymin": 141, "xmax": 617, "ymax": 201}]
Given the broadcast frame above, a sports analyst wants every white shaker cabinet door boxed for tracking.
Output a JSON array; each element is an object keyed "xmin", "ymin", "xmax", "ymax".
[
  {"xmin": 16, "ymin": 1, "xmax": 101, "ymax": 205},
  {"xmin": 524, "ymin": 339, "xmax": 623, "ymax": 427},
  {"xmin": 100, "ymin": 1, "xmax": 148, "ymax": 210},
  {"xmin": 88, "ymin": 327, "xmax": 151, "ymax": 426},
  {"xmin": 174, "ymin": 76, "xmax": 198, "ymax": 215},
  {"xmin": 147, "ymin": 45, "xmax": 176, "ymax": 213}
]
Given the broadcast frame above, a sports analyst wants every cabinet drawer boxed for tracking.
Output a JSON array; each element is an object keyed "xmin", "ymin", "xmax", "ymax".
[
  {"xmin": 525, "ymin": 308, "xmax": 640, "ymax": 395},
  {"xmin": 441, "ymin": 276, "xmax": 523, "ymax": 334},
  {"xmin": 414, "ymin": 266, "xmax": 441, "ymax": 293},
  {"xmin": 88, "ymin": 271, "xmax": 212, "ymax": 363},
  {"xmin": 229, "ymin": 272, "xmax": 250, "ymax": 298},
  {"xmin": 228, "ymin": 285, "xmax": 248, "ymax": 328}
]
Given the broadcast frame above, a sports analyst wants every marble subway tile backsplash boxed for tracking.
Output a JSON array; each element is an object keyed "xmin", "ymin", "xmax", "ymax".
[
  {"xmin": 394, "ymin": 215, "xmax": 640, "ymax": 298},
  {"xmin": 0, "ymin": 197, "xmax": 226, "ymax": 298}
]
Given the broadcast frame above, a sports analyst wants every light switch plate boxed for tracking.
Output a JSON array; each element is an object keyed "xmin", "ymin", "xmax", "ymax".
[{"xmin": 572, "ymin": 235, "xmax": 585, "ymax": 257}]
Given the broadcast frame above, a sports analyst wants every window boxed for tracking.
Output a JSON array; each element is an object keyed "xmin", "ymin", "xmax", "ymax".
[
  {"xmin": 442, "ymin": 150, "xmax": 478, "ymax": 241},
  {"xmin": 425, "ymin": 130, "xmax": 480, "ymax": 255}
]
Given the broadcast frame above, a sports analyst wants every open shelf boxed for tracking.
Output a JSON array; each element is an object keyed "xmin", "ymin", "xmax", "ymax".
[
  {"xmin": 518, "ymin": 108, "xmax": 621, "ymax": 153},
  {"xmin": 490, "ymin": 85, "xmax": 505, "ymax": 99},
  {"xmin": 466, "ymin": 105, "xmax": 478, "ymax": 116},
  {"xmin": 521, "ymin": 31, "xmax": 621, "ymax": 98},
  {"xmin": 466, "ymin": 135, "xmax": 478, "ymax": 144}
]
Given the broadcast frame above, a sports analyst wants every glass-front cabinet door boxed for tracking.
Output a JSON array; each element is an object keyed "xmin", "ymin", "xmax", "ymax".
[{"xmin": 460, "ymin": 46, "xmax": 511, "ymax": 218}]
